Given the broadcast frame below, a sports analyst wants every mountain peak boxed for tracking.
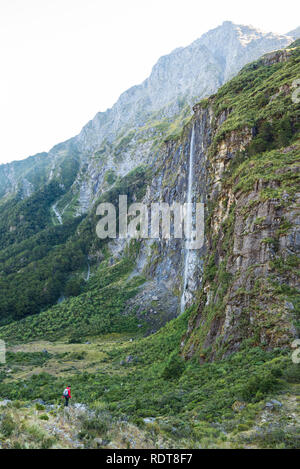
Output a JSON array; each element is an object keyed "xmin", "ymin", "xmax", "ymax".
[
  {"xmin": 76, "ymin": 22, "xmax": 293, "ymax": 155},
  {"xmin": 287, "ymin": 25, "xmax": 300, "ymax": 39}
]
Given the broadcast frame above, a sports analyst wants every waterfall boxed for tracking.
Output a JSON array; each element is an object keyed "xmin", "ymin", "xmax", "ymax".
[
  {"xmin": 52, "ymin": 203, "xmax": 63, "ymax": 225},
  {"xmin": 86, "ymin": 258, "xmax": 91, "ymax": 281},
  {"xmin": 180, "ymin": 126, "xmax": 196, "ymax": 314}
]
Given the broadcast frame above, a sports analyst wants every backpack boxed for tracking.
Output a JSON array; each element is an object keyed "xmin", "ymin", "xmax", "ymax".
[{"xmin": 63, "ymin": 388, "xmax": 69, "ymax": 397}]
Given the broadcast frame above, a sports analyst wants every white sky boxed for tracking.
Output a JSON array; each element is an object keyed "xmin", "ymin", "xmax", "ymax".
[{"xmin": 0, "ymin": 0, "xmax": 299, "ymax": 164}]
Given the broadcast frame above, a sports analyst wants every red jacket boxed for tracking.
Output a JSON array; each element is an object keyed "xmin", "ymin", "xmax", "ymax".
[{"xmin": 63, "ymin": 387, "xmax": 71, "ymax": 398}]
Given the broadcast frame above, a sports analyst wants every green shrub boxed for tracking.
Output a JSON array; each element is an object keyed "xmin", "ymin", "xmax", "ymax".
[
  {"xmin": 239, "ymin": 371, "xmax": 279, "ymax": 402},
  {"xmin": 253, "ymin": 427, "xmax": 300, "ymax": 449},
  {"xmin": 161, "ymin": 351, "xmax": 185, "ymax": 380},
  {"xmin": 36, "ymin": 403, "xmax": 46, "ymax": 411},
  {"xmin": 283, "ymin": 364, "xmax": 300, "ymax": 383},
  {"xmin": 0, "ymin": 414, "xmax": 15, "ymax": 437}
]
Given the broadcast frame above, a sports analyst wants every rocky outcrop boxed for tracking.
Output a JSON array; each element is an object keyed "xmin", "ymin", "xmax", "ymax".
[{"xmin": 179, "ymin": 48, "xmax": 300, "ymax": 360}]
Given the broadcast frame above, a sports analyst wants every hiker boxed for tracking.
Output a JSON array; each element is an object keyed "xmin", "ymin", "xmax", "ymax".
[{"xmin": 62, "ymin": 385, "xmax": 71, "ymax": 407}]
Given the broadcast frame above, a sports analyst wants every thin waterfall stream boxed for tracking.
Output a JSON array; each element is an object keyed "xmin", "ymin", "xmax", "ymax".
[{"xmin": 180, "ymin": 126, "xmax": 195, "ymax": 314}]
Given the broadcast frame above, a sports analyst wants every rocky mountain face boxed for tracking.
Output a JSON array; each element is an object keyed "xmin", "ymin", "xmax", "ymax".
[
  {"xmin": 122, "ymin": 44, "xmax": 300, "ymax": 356},
  {"xmin": 0, "ymin": 22, "xmax": 295, "ymax": 213},
  {"xmin": 288, "ymin": 26, "xmax": 300, "ymax": 40},
  {"xmin": 0, "ymin": 25, "xmax": 299, "ymax": 363},
  {"xmin": 76, "ymin": 21, "xmax": 293, "ymax": 151}
]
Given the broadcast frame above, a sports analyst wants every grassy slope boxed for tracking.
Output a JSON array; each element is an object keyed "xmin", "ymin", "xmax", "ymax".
[
  {"xmin": 0, "ymin": 252, "xmax": 146, "ymax": 343},
  {"xmin": 0, "ymin": 324, "xmax": 299, "ymax": 448}
]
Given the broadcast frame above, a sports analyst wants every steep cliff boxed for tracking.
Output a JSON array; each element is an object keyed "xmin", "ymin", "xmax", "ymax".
[
  {"xmin": 180, "ymin": 46, "xmax": 300, "ymax": 360},
  {"xmin": 110, "ymin": 43, "xmax": 297, "ymax": 354},
  {"xmin": 101, "ymin": 42, "xmax": 298, "ymax": 355}
]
